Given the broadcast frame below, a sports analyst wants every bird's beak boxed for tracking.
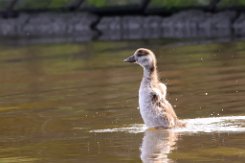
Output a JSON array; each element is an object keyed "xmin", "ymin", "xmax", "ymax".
[{"xmin": 123, "ymin": 55, "xmax": 136, "ymax": 63}]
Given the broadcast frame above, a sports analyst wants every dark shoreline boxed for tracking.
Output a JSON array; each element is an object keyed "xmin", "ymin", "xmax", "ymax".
[{"xmin": 0, "ymin": 10, "xmax": 245, "ymax": 41}]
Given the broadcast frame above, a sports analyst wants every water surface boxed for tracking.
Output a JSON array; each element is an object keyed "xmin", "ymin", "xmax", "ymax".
[{"xmin": 0, "ymin": 39, "xmax": 245, "ymax": 163}]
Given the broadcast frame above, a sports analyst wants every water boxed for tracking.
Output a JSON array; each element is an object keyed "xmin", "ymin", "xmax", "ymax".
[
  {"xmin": 0, "ymin": 39, "xmax": 245, "ymax": 163},
  {"xmin": 90, "ymin": 116, "xmax": 245, "ymax": 133}
]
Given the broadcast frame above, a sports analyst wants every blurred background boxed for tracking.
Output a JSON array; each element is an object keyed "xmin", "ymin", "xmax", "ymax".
[
  {"xmin": 1, "ymin": 1, "xmax": 245, "ymax": 163},
  {"xmin": 0, "ymin": 0, "xmax": 245, "ymax": 41}
]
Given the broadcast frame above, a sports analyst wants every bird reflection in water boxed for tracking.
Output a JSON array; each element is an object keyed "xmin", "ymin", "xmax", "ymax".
[{"xmin": 140, "ymin": 129, "xmax": 179, "ymax": 163}]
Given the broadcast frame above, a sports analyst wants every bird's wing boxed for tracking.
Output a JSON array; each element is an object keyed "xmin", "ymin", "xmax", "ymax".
[
  {"xmin": 151, "ymin": 84, "xmax": 184, "ymax": 127},
  {"xmin": 150, "ymin": 88, "xmax": 178, "ymax": 119},
  {"xmin": 159, "ymin": 83, "xmax": 167, "ymax": 99},
  {"xmin": 150, "ymin": 88, "xmax": 167, "ymax": 114},
  {"xmin": 151, "ymin": 82, "xmax": 167, "ymax": 103}
]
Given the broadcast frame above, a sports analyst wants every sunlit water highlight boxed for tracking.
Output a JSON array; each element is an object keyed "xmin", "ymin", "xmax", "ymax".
[{"xmin": 90, "ymin": 116, "xmax": 245, "ymax": 134}]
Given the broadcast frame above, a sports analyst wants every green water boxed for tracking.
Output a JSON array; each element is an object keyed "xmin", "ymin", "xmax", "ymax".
[{"xmin": 0, "ymin": 40, "xmax": 245, "ymax": 163}]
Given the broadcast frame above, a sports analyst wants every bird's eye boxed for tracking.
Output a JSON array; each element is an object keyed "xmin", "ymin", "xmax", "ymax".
[{"xmin": 137, "ymin": 50, "xmax": 148, "ymax": 57}]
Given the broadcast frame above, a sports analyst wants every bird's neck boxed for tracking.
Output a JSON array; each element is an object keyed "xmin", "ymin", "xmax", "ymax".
[{"xmin": 142, "ymin": 66, "xmax": 159, "ymax": 85}]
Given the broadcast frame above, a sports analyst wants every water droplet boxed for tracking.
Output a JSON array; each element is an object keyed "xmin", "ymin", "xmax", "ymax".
[{"xmin": 87, "ymin": 142, "xmax": 90, "ymax": 152}]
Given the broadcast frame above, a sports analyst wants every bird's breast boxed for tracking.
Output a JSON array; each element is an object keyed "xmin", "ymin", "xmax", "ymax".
[{"xmin": 139, "ymin": 86, "xmax": 153, "ymax": 110}]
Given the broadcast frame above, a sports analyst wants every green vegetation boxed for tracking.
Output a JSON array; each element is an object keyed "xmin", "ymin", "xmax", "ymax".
[
  {"xmin": 150, "ymin": 0, "xmax": 211, "ymax": 8},
  {"xmin": 84, "ymin": 0, "xmax": 141, "ymax": 7},
  {"xmin": 14, "ymin": 0, "xmax": 70, "ymax": 10},
  {"xmin": 0, "ymin": 0, "xmax": 245, "ymax": 10},
  {"xmin": 85, "ymin": 0, "xmax": 107, "ymax": 7},
  {"xmin": 218, "ymin": 0, "xmax": 245, "ymax": 8},
  {"xmin": 49, "ymin": 0, "xmax": 70, "ymax": 8},
  {"xmin": 0, "ymin": 0, "xmax": 9, "ymax": 11},
  {"xmin": 15, "ymin": 0, "xmax": 50, "ymax": 9}
]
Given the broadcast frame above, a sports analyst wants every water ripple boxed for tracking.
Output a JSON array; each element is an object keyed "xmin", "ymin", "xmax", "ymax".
[{"xmin": 90, "ymin": 116, "xmax": 245, "ymax": 134}]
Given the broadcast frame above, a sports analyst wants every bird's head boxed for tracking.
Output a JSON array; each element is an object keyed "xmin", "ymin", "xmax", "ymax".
[{"xmin": 124, "ymin": 48, "xmax": 157, "ymax": 70}]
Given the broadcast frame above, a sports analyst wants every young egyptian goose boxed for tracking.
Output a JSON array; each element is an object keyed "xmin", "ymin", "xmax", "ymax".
[{"xmin": 124, "ymin": 48, "xmax": 185, "ymax": 128}]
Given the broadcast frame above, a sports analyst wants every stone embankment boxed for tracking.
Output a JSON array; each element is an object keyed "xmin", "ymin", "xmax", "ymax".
[
  {"xmin": 98, "ymin": 10, "xmax": 245, "ymax": 40},
  {"xmin": 0, "ymin": 10, "xmax": 245, "ymax": 41},
  {"xmin": 0, "ymin": 12, "xmax": 97, "ymax": 41}
]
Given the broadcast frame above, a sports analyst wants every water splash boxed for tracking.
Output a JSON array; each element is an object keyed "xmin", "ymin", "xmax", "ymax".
[
  {"xmin": 176, "ymin": 116, "xmax": 245, "ymax": 133},
  {"xmin": 89, "ymin": 124, "xmax": 146, "ymax": 134},
  {"xmin": 89, "ymin": 116, "xmax": 245, "ymax": 134}
]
